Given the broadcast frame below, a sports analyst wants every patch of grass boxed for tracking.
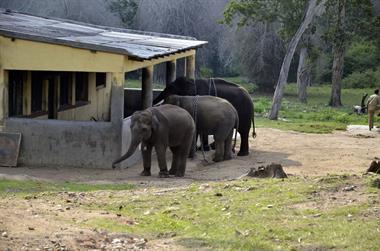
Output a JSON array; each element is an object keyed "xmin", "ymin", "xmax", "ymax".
[
  {"xmin": 222, "ymin": 77, "xmax": 380, "ymax": 133},
  {"xmin": 0, "ymin": 179, "xmax": 135, "ymax": 195},
  {"xmin": 82, "ymin": 176, "xmax": 380, "ymax": 250},
  {"xmin": 125, "ymin": 78, "xmax": 165, "ymax": 90}
]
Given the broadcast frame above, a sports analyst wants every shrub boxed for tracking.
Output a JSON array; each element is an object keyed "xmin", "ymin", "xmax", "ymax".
[
  {"xmin": 343, "ymin": 67, "xmax": 380, "ymax": 88},
  {"xmin": 200, "ymin": 67, "xmax": 214, "ymax": 78}
]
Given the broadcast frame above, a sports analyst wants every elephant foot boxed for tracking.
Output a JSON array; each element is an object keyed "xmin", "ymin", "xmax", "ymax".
[
  {"xmin": 140, "ymin": 170, "xmax": 151, "ymax": 176},
  {"xmin": 198, "ymin": 145, "xmax": 210, "ymax": 151},
  {"xmin": 237, "ymin": 151, "xmax": 249, "ymax": 156},
  {"xmin": 213, "ymin": 156, "xmax": 223, "ymax": 162},
  {"xmin": 169, "ymin": 168, "xmax": 177, "ymax": 175},
  {"xmin": 175, "ymin": 171, "xmax": 185, "ymax": 177},
  {"xmin": 224, "ymin": 155, "xmax": 232, "ymax": 161},
  {"xmin": 210, "ymin": 142, "xmax": 216, "ymax": 150},
  {"xmin": 159, "ymin": 170, "xmax": 170, "ymax": 178}
]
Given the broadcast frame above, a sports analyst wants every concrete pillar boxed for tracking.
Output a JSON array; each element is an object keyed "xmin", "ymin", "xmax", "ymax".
[
  {"xmin": 166, "ymin": 60, "xmax": 176, "ymax": 86},
  {"xmin": 23, "ymin": 71, "xmax": 32, "ymax": 116},
  {"xmin": 110, "ymin": 72, "xmax": 125, "ymax": 124},
  {"xmin": 141, "ymin": 66, "xmax": 153, "ymax": 109},
  {"xmin": 0, "ymin": 69, "xmax": 8, "ymax": 126},
  {"xmin": 185, "ymin": 55, "xmax": 196, "ymax": 80}
]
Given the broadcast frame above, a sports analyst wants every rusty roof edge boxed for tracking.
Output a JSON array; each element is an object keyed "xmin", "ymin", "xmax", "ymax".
[{"xmin": 0, "ymin": 8, "xmax": 200, "ymax": 41}]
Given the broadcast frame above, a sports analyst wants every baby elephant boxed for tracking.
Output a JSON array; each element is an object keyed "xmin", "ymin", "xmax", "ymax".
[
  {"xmin": 165, "ymin": 95, "xmax": 239, "ymax": 162},
  {"xmin": 112, "ymin": 104, "xmax": 195, "ymax": 178}
]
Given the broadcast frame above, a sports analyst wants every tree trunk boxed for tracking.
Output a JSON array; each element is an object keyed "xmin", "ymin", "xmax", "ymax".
[
  {"xmin": 297, "ymin": 46, "xmax": 311, "ymax": 103},
  {"xmin": 329, "ymin": 0, "xmax": 346, "ymax": 107},
  {"xmin": 329, "ymin": 45, "xmax": 345, "ymax": 106},
  {"xmin": 269, "ymin": 0, "xmax": 325, "ymax": 120}
]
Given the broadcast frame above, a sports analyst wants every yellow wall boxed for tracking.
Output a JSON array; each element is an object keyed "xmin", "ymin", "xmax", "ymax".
[
  {"xmin": 0, "ymin": 36, "xmax": 124, "ymax": 73},
  {"xmin": 0, "ymin": 35, "xmax": 197, "ymax": 122}
]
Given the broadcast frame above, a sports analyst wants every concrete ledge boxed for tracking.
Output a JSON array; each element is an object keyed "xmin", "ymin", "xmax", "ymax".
[{"xmin": 4, "ymin": 118, "xmax": 121, "ymax": 168}]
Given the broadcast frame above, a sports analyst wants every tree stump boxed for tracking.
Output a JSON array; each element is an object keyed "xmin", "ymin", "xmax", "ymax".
[{"xmin": 246, "ymin": 163, "xmax": 288, "ymax": 179}]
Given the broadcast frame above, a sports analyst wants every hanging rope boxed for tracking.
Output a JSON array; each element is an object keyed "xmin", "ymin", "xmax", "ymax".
[{"xmin": 208, "ymin": 78, "xmax": 218, "ymax": 97}]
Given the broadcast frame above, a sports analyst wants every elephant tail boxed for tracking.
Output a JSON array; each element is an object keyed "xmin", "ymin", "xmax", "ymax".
[
  {"xmin": 251, "ymin": 102, "xmax": 257, "ymax": 138},
  {"xmin": 233, "ymin": 108, "xmax": 239, "ymax": 153}
]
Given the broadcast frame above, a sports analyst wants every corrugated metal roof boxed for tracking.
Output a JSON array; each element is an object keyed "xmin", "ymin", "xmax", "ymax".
[{"xmin": 0, "ymin": 8, "xmax": 208, "ymax": 60}]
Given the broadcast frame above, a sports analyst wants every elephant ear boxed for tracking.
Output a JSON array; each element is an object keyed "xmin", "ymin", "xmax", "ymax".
[{"xmin": 152, "ymin": 114, "xmax": 160, "ymax": 132}]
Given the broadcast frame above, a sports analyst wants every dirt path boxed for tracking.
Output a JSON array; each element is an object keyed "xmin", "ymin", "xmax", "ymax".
[
  {"xmin": 0, "ymin": 127, "xmax": 378, "ymax": 185},
  {"xmin": 1, "ymin": 127, "xmax": 380, "ymax": 250}
]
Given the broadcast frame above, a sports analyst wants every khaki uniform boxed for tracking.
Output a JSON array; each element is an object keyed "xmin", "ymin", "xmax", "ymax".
[{"xmin": 367, "ymin": 94, "xmax": 380, "ymax": 130}]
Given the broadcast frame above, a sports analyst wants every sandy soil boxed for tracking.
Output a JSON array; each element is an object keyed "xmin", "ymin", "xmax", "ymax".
[
  {"xmin": 0, "ymin": 127, "xmax": 379, "ymax": 250},
  {"xmin": 0, "ymin": 127, "xmax": 379, "ymax": 185}
]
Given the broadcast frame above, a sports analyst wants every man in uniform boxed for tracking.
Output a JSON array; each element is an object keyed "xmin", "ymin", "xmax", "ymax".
[{"xmin": 367, "ymin": 89, "xmax": 380, "ymax": 131}]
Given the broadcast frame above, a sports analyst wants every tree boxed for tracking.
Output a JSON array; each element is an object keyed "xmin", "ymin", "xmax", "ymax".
[
  {"xmin": 322, "ymin": 0, "xmax": 376, "ymax": 107},
  {"xmin": 108, "ymin": 0, "xmax": 139, "ymax": 28},
  {"xmin": 223, "ymin": 0, "xmax": 325, "ymax": 119}
]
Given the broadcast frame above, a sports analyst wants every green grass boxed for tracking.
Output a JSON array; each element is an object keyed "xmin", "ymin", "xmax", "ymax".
[
  {"xmin": 0, "ymin": 179, "xmax": 135, "ymax": 196},
  {"xmin": 125, "ymin": 78, "xmax": 165, "ymax": 90},
  {"xmin": 81, "ymin": 175, "xmax": 380, "ymax": 250},
  {"xmin": 223, "ymin": 77, "xmax": 379, "ymax": 133},
  {"xmin": 1, "ymin": 176, "xmax": 379, "ymax": 250}
]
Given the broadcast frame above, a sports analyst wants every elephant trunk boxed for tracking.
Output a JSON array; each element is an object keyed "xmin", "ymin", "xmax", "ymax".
[
  {"xmin": 112, "ymin": 137, "xmax": 141, "ymax": 168},
  {"xmin": 153, "ymin": 89, "xmax": 168, "ymax": 105}
]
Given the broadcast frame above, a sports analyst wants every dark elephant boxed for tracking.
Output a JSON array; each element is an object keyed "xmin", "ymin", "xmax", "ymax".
[
  {"xmin": 154, "ymin": 77, "xmax": 256, "ymax": 156},
  {"xmin": 165, "ymin": 95, "xmax": 239, "ymax": 162},
  {"xmin": 112, "ymin": 104, "xmax": 195, "ymax": 178}
]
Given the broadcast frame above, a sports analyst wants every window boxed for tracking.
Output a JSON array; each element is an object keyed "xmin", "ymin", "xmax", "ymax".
[
  {"xmin": 31, "ymin": 72, "xmax": 43, "ymax": 113},
  {"xmin": 8, "ymin": 71, "xmax": 24, "ymax": 117},
  {"xmin": 96, "ymin": 72, "xmax": 106, "ymax": 89},
  {"xmin": 60, "ymin": 72, "xmax": 72, "ymax": 107},
  {"xmin": 75, "ymin": 72, "xmax": 88, "ymax": 103}
]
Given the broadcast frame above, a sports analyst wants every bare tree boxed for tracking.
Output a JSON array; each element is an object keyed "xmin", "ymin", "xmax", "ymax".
[{"xmin": 269, "ymin": 0, "xmax": 325, "ymax": 120}]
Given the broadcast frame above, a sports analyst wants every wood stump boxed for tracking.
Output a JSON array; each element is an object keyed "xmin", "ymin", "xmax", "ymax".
[{"xmin": 246, "ymin": 163, "xmax": 288, "ymax": 179}]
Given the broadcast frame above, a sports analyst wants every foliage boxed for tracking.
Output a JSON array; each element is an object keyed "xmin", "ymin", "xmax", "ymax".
[
  {"xmin": 343, "ymin": 67, "xmax": 380, "ymax": 89},
  {"xmin": 344, "ymin": 40, "xmax": 380, "ymax": 76},
  {"xmin": 250, "ymin": 82, "xmax": 377, "ymax": 133},
  {"xmin": 108, "ymin": 0, "xmax": 139, "ymax": 28},
  {"xmin": 199, "ymin": 67, "xmax": 214, "ymax": 79},
  {"xmin": 223, "ymin": 0, "xmax": 307, "ymax": 42}
]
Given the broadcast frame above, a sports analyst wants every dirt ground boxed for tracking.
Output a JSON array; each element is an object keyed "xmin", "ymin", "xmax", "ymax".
[
  {"xmin": 0, "ymin": 127, "xmax": 379, "ymax": 250},
  {"xmin": 1, "ymin": 127, "xmax": 379, "ymax": 185}
]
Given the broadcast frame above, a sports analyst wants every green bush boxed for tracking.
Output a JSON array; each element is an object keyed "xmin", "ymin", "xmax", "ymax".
[
  {"xmin": 343, "ymin": 67, "xmax": 380, "ymax": 88},
  {"xmin": 254, "ymin": 98, "xmax": 271, "ymax": 115},
  {"xmin": 200, "ymin": 66, "xmax": 214, "ymax": 78},
  {"xmin": 345, "ymin": 41, "xmax": 380, "ymax": 75}
]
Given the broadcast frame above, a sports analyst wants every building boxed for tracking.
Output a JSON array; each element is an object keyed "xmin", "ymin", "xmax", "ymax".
[{"xmin": 0, "ymin": 9, "xmax": 207, "ymax": 168}]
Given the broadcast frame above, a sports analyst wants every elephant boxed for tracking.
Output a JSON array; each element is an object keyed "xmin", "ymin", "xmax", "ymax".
[
  {"xmin": 165, "ymin": 95, "xmax": 239, "ymax": 162},
  {"xmin": 154, "ymin": 77, "xmax": 256, "ymax": 156},
  {"xmin": 112, "ymin": 104, "xmax": 195, "ymax": 178}
]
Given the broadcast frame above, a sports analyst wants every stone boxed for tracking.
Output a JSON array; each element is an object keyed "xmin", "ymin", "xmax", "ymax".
[{"xmin": 1, "ymin": 231, "xmax": 8, "ymax": 237}]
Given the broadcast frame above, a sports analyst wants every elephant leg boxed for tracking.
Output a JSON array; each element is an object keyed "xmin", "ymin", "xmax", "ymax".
[
  {"xmin": 224, "ymin": 131, "xmax": 233, "ymax": 160},
  {"xmin": 238, "ymin": 128, "xmax": 250, "ymax": 156},
  {"xmin": 155, "ymin": 145, "xmax": 169, "ymax": 178},
  {"xmin": 176, "ymin": 135, "xmax": 193, "ymax": 177},
  {"xmin": 188, "ymin": 134, "xmax": 197, "ymax": 159},
  {"xmin": 213, "ymin": 139, "xmax": 225, "ymax": 162},
  {"xmin": 141, "ymin": 143, "xmax": 152, "ymax": 176},
  {"xmin": 201, "ymin": 134, "xmax": 210, "ymax": 151},
  {"xmin": 169, "ymin": 146, "xmax": 179, "ymax": 175}
]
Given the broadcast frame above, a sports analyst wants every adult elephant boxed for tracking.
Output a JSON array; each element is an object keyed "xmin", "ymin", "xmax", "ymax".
[
  {"xmin": 165, "ymin": 95, "xmax": 239, "ymax": 162},
  {"xmin": 112, "ymin": 104, "xmax": 195, "ymax": 178},
  {"xmin": 154, "ymin": 77, "xmax": 256, "ymax": 156}
]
